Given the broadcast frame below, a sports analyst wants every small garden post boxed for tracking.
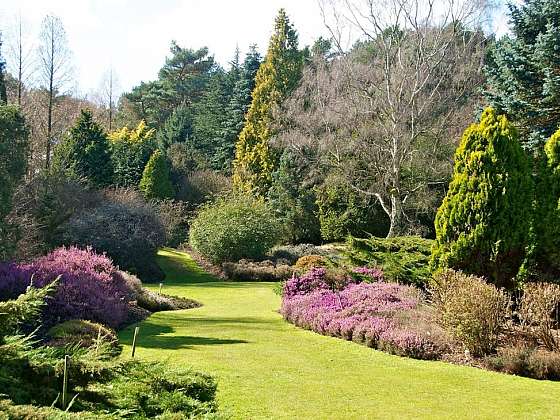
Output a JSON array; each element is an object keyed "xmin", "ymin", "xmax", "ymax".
[
  {"xmin": 131, "ymin": 326, "xmax": 139, "ymax": 358},
  {"xmin": 62, "ymin": 355, "xmax": 69, "ymax": 410}
]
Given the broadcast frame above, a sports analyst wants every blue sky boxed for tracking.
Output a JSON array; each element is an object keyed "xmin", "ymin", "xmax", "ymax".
[{"xmin": 0, "ymin": 0, "xmax": 513, "ymax": 97}]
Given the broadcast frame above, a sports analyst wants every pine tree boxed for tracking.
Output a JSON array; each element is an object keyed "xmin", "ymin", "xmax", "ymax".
[
  {"xmin": 139, "ymin": 149, "xmax": 174, "ymax": 200},
  {"xmin": 0, "ymin": 32, "xmax": 7, "ymax": 105},
  {"xmin": 430, "ymin": 108, "xmax": 533, "ymax": 289},
  {"xmin": 485, "ymin": 0, "xmax": 560, "ymax": 151},
  {"xmin": 53, "ymin": 109, "xmax": 113, "ymax": 187},
  {"xmin": 232, "ymin": 9, "xmax": 303, "ymax": 196}
]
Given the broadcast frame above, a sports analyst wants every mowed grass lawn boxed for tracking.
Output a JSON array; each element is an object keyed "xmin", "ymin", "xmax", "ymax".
[{"xmin": 120, "ymin": 248, "xmax": 560, "ymax": 419}]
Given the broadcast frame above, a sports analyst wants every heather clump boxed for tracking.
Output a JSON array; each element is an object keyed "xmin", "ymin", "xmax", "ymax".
[
  {"xmin": 281, "ymin": 269, "xmax": 449, "ymax": 360},
  {"xmin": 0, "ymin": 247, "xmax": 134, "ymax": 329}
]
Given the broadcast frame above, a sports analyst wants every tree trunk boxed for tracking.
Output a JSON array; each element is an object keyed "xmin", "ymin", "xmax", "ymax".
[{"xmin": 386, "ymin": 192, "xmax": 404, "ymax": 238}]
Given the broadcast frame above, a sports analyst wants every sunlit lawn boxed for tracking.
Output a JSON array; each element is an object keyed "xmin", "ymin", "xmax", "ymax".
[{"xmin": 120, "ymin": 248, "xmax": 560, "ymax": 419}]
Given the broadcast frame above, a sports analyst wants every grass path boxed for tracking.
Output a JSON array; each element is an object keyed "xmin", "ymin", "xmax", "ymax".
[{"xmin": 120, "ymin": 249, "xmax": 560, "ymax": 419}]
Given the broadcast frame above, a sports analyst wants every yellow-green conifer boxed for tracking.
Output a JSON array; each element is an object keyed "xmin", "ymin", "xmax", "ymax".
[{"xmin": 232, "ymin": 9, "xmax": 303, "ymax": 196}]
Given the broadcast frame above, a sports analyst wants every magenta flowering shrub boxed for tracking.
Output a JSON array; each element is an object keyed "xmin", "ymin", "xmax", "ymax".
[
  {"xmin": 0, "ymin": 262, "xmax": 33, "ymax": 300},
  {"xmin": 282, "ymin": 267, "xmax": 329, "ymax": 298},
  {"xmin": 281, "ymin": 273, "xmax": 449, "ymax": 360},
  {"xmin": 0, "ymin": 247, "xmax": 134, "ymax": 328},
  {"xmin": 352, "ymin": 266, "xmax": 384, "ymax": 282}
]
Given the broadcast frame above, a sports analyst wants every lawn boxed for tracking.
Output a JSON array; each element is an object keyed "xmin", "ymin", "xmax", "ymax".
[{"xmin": 120, "ymin": 248, "xmax": 560, "ymax": 419}]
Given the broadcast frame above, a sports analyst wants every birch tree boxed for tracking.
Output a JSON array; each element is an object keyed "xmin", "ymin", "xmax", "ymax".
[{"xmin": 284, "ymin": 0, "xmax": 490, "ymax": 236}]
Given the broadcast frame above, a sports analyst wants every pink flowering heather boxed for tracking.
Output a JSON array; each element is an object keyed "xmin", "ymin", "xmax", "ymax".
[
  {"xmin": 352, "ymin": 266, "xmax": 384, "ymax": 282},
  {"xmin": 0, "ymin": 247, "xmax": 134, "ymax": 328},
  {"xmin": 282, "ymin": 267, "xmax": 329, "ymax": 298},
  {"xmin": 281, "ymin": 270, "xmax": 448, "ymax": 360}
]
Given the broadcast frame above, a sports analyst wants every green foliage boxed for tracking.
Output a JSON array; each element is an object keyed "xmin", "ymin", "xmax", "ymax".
[
  {"xmin": 532, "ymin": 127, "xmax": 560, "ymax": 273},
  {"xmin": 268, "ymin": 150, "xmax": 321, "ymax": 244},
  {"xmin": 156, "ymin": 102, "xmax": 193, "ymax": 151},
  {"xmin": 0, "ymin": 282, "xmax": 56, "ymax": 341},
  {"xmin": 189, "ymin": 195, "xmax": 281, "ymax": 263},
  {"xmin": 109, "ymin": 120, "xmax": 157, "ymax": 187},
  {"xmin": 430, "ymin": 108, "xmax": 533, "ymax": 288},
  {"xmin": 346, "ymin": 236, "xmax": 433, "ymax": 287},
  {"xmin": 53, "ymin": 109, "xmax": 113, "ymax": 187},
  {"xmin": 233, "ymin": 9, "xmax": 304, "ymax": 196},
  {"xmin": 432, "ymin": 269, "xmax": 510, "ymax": 357},
  {"xmin": 316, "ymin": 176, "xmax": 389, "ymax": 241},
  {"xmin": 485, "ymin": 0, "xmax": 560, "ymax": 150},
  {"xmin": 0, "ymin": 105, "xmax": 28, "ymax": 259},
  {"xmin": 140, "ymin": 150, "xmax": 174, "ymax": 200},
  {"xmin": 125, "ymin": 43, "xmax": 215, "ymax": 127}
]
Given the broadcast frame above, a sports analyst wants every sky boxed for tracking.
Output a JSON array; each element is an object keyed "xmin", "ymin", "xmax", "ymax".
[{"xmin": 0, "ymin": 0, "xmax": 513, "ymax": 98}]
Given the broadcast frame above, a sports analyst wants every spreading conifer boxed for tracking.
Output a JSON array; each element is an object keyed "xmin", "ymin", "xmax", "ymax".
[
  {"xmin": 430, "ymin": 108, "xmax": 533, "ymax": 288},
  {"xmin": 139, "ymin": 149, "xmax": 174, "ymax": 200},
  {"xmin": 232, "ymin": 9, "xmax": 303, "ymax": 196}
]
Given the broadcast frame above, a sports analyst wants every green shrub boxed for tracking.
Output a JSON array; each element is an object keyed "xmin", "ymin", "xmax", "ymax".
[
  {"xmin": 485, "ymin": 346, "xmax": 560, "ymax": 381},
  {"xmin": 432, "ymin": 269, "xmax": 510, "ymax": 356},
  {"xmin": 345, "ymin": 236, "xmax": 433, "ymax": 287},
  {"xmin": 140, "ymin": 149, "xmax": 174, "ymax": 200},
  {"xmin": 189, "ymin": 195, "xmax": 281, "ymax": 263},
  {"xmin": 431, "ymin": 108, "xmax": 533, "ymax": 289}
]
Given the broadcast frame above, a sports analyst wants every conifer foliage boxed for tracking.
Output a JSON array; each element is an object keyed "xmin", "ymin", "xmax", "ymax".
[
  {"xmin": 430, "ymin": 108, "xmax": 533, "ymax": 288},
  {"xmin": 233, "ymin": 9, "xmax": 303, "ymax": 196},
  {"xmin": 485, "ymin": 0, "xmax": 560, "ymax": 150},
  {"xmin": 53, "ymin": 109, "xmax": 113, "ymax": 187},
  {"xmin": 139, "ymin": 149, "xmax": 174, "ymax": 200}
]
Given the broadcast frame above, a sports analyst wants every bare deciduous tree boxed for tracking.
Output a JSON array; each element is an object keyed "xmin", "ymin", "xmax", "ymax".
[
  {"xmin": 281, "ymin": 0, "xmax": 489, "ymax": 236},
  {"xmin": 6, "ymin": 13, "xmax": 34, "ymax": 106},
  {"xmin": 37, "ymin": 14, "xmax": 73, "ymax": 169}
]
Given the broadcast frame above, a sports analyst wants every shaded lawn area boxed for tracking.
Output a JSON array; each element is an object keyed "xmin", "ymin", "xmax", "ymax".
[{"xmin": 120, "ymin": 248, "xmax": 560, "ymax": 419}]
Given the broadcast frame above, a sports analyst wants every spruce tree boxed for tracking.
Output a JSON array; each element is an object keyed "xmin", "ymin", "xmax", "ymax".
[
  {"xmin": 430, "ymin": 108, "xmax": 533, "ymax": 289},
  {"xmin": 139, "ymin": 149, "xmax": 174, "ymax": 200},
  {"xmin": 232, "ymin": 9, "xmax": 303, "ymax": 196},
  {"xmin": 157, "ymin": 102, "xmax": 193, "ymax": 151},
  {"xmin": 485, "ymin": 0, "xmax": 560, "ymax": 151},
  {"xmin": 53, "ymin": 109, "xmax": 113, "ymax": 187},
  {"xmin": 219, "ymin": 46, "xmax": 262, "ymax": 173}
]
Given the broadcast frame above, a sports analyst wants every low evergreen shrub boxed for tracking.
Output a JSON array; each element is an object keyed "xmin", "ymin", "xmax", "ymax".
[{"xmin": 346, "ymin": 235, "xmax": 433, "ymax": 287}]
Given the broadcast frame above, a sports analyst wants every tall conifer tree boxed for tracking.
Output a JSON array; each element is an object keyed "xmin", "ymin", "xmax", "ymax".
[{"xmin": 232, "ymin": 9, "xmax": 303, "ymax": 196}]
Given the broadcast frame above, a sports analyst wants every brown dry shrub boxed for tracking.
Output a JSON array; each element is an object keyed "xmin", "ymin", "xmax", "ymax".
[
  {"xmin": 432, "ymin": 269, "xmax": 510, "ymax": 356},
  {"xmin": 294, "ymin": 255, "xmax": 327, "ymax": 271},
  {"xmin": 519, "ymin": 282, "xmax": 560, "ymax": 351}
]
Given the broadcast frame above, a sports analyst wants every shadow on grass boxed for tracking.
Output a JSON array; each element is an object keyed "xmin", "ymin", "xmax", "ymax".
[{"xmin": 121, "ymin": 322, "xmax": 249, "ymax": 349}]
